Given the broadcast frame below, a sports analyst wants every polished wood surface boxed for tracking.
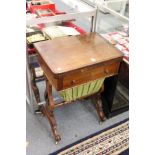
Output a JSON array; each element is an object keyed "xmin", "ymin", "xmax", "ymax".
[{"xmin": 34, "ymin": 32, "xmax": 122, "ymax": 74}]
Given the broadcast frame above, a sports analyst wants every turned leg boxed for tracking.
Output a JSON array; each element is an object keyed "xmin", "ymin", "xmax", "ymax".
[
  {"xmin": 94, "ymin": 94, "xmax": 105, "ymax": 122},
  {"xmin": 44, "ymin": 78, "xmax": 61, "ymax": 143}
]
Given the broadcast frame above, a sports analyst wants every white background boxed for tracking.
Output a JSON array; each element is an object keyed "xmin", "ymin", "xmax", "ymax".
[{"xmin": 0, "ymin": 0, "xmax": 155, "ymax": 154}]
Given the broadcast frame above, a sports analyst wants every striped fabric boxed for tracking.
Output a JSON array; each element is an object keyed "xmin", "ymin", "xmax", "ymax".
[
  {"xmin": 42, "ymin": 26, "xmax": 66, "ymax": 39},
  {"xmin": 60, "ymin": 78, "xmax": 105, "ymax": 102}
]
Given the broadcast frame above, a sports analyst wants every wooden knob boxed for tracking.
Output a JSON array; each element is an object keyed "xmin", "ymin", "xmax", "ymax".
[
  {"xmin": 71, "ymin": 80, "xmax": 76, "ymax": 85},
  {"xmin": 104, "ymin": 69, "xmax": 109, "ymax": 74}
]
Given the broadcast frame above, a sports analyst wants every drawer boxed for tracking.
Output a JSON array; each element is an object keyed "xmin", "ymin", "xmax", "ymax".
[{"xmin": 62, "ymin": 61, "xmax": 120, "ymax": 90}]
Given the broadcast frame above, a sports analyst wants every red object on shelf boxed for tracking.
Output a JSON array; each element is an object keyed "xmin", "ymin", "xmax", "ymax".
[
  {"xmin": 35, "ymin": 24, "xmax": 45, "ymax": 30},
  {"xmin": 54, "ymin": 9, "xmax": 86, "ymax": 35},
  {"xmin": 35, "ymin": 9, "xmax": 55, "ymax": 17},
  {"xmin": 55, "ymin": 11, "xmax": 66, "ymax": 15},
  {"xmin": 27, "ymin": 2, "xmax": 86, "ymax": 35},
  {"xmin": 27, "ymin": 47, "xmax": 36, "ymax": 54},
  {"xmin": 27, "ymin": 1, "xmax": 86, "ymax": 55},
  {"xmin": 38, "ymin": 13, "xmax": 54, "ymax": 17},
  {"xmin": 29, "ymin": 2, "xmax": 55, "ymax": 13}
]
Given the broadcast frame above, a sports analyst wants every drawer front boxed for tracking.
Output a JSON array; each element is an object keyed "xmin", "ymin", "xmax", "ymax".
[{"xmin": 63, "ymin": 61, "xmax": 120, "ymax": 90}]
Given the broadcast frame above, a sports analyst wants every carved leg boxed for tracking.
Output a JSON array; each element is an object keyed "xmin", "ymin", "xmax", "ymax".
[
  {"xmin": 40, "ymin": 105, "xmax": 61, "ymax": 143},
  {"xmin": 93, "ymin": 94, "xmax": 105, "ymax": 122},
  {"xmin": 44, "ymin": 78, "xmax": 61, "ymax": 143}
]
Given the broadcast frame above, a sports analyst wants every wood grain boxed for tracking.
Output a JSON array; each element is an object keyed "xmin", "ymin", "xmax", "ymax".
[{"xmin": 34, "ymin": 33, "xmax": 123, "ymax": 75}]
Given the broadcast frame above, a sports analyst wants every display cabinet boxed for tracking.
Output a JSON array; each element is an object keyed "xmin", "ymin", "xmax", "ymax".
[{"xmin": 93, "ymin": 1, "xmax": 129, "ymax": 117}]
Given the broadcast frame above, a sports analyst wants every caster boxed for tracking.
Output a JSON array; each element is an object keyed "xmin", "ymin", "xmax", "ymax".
[
  {"xmin": 55, "ymin": 135, "xmax": 61, "ymax": 145},
  {"xmin": 55, "ymin": 141, "xmax": 59, "ymax": 145}
]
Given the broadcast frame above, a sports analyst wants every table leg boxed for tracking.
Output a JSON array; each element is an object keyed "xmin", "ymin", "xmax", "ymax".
[
  {"xmin": 92, "ymin": 86, "xmax": 105, "ymax": 122},
  {"xmin": 43, "ymin": 78, "xmax": 61, "ymax": 143},
  {"xmin": 95, "ymin": 94, "xmax": 105, "ymax": 122}
]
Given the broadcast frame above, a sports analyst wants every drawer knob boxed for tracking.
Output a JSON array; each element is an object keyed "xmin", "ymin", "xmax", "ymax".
[
  {"xmin": 104, "ymin": 69, "xmax": 109, "ymax": 74},
  {"xmin": 71, "ymin": 80, "xmax": 76, "ymax": 85}
]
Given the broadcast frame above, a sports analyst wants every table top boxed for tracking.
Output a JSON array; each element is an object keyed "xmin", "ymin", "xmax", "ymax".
[{"xmin": 34, "ymin": 32, "xmax": 123, "ymax": 75}]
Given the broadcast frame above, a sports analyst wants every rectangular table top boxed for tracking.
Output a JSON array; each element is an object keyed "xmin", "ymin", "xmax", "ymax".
[{"xmin": 34, "ymin": 32, "xmax": 123, "ymax": 75}]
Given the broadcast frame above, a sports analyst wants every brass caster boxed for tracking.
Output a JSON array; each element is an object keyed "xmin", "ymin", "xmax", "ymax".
[
  {"xmin": 55, "ymin": 135, "xmax": 61, "ymax": 145},
  {"xmin": 55, "ymin": 141, "xmax": 59, "ymax": 145}
]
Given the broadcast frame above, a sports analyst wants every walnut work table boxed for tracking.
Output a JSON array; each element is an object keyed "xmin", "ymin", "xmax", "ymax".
[{"xmin": 34, "ymin": 32, "xmax": 123, "ymax": 144}]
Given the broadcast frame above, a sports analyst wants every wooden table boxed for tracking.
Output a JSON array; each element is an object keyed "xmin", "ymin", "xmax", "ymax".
[{"xmin": 34, "ymin": 32, "xmax": 123, "ymax": 143}]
